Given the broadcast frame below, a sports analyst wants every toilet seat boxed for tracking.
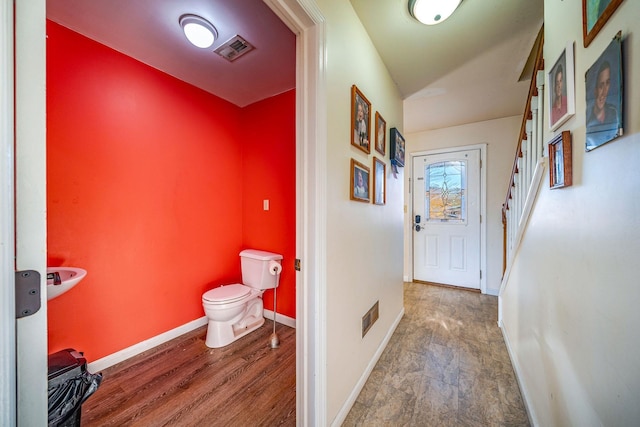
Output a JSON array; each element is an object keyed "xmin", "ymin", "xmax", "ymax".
[{"xmin": 203, "ymin": 284, "xmax": 251, "ymax": 304}]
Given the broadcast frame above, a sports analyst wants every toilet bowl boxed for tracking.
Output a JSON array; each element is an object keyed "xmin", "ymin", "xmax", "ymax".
[{"xmin": 202, "ymin": 249, "xmax": 282, "ymax": 348}]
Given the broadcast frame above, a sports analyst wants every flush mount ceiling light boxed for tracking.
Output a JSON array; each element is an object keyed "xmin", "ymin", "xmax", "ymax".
[
  {"xmin": 179, "ymin": 14, "xmax": 218, "ymax": 49},
  {"xmin": 408, "ymin": 0, "xmax": 462, "ymax": 25}
]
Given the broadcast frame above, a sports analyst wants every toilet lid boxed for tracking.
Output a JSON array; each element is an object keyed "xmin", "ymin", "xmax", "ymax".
[{"xmin": 203, "ymin": 284, "xmax": 251, "ymax": 303}]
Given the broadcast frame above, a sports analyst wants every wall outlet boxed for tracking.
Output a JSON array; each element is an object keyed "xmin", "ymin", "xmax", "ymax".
[
  {"xmin": 263, "ymin": 199, "xmax": 269, "ymax": 210},
  {"xmin": 362, "ymin": 301, "xmax": 379, "ymax": 338}
]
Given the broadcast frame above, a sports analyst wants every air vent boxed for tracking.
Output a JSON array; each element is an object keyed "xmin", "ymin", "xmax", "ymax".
[
  {"xmin": 362, "ymin": 301, "xmax": 379, "ymax": 338},
  {"xmin": 214, "ymin": 35, "xmax": 255, "ymax": 62}
]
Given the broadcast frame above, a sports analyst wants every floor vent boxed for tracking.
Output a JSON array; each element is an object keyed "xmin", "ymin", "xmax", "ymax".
[
  {"xmin": 362, "ymin": 301, "xmax": 379, "ymax": 338},
  {"xmin": 214, "ymin": 35, "xmax": 255, "ymax": 62}
]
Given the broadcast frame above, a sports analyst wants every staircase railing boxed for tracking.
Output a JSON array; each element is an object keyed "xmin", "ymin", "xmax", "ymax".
[{"xmin": 502, "ymin": 32, "xmax": 546, "ymax": 275}]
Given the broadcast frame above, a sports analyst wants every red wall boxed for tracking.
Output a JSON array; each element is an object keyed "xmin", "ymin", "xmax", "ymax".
[
  {"xmin": 46, "ymin": 21, "xmax": 295, "ymax": 361},
  {"xmin": 242, "ymin": 91, "xmax": 296, "ymax": 318}
]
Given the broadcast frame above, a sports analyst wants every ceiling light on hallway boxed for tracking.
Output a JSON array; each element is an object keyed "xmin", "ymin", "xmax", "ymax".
[
  {"xmin": 408, "ymin": 0, "xmax": 462, "ymax": 25},
  {"xmin": 179, "ymin": 14, "xmax": 218, "ymax": 48}
]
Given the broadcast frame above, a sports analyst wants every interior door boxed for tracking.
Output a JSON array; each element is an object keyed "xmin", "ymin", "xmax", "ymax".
[{"xmin": 412, "ymin": 149, "xmax": 480, "ymax": 289}]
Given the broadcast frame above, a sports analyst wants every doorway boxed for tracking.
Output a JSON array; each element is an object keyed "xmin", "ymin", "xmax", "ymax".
[{"xmin": 411, "ymin": 144, "xmax": 486, "ymax": 292}]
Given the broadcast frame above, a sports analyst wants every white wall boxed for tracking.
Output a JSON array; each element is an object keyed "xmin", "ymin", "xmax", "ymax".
[
  {"xmin": 501, "ymin": 0, "xmax": 640, "ymax": 425},
  {"xmin": 315, "ymin": 0, "xmax": 405, "ymax": 423},
  {"xmin": 405, "ymin": 116, "xmax": 520, "ymax": 294}
]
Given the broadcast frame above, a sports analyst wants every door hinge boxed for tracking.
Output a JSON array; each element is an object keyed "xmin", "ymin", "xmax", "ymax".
[
  {"xmin": 480, "ymin": 214, "xmax": 482, "ymax": 223},
  {"xmin": 294, "ymin": 259, "xmax": 301, "ymax": 271},
  {"xmin": 480, "ymin": 270, "xmax": 482, "ymax": 279},
  {"xmin": 15, "ymin": 270, "xmax": 41, "ymax": 318}
]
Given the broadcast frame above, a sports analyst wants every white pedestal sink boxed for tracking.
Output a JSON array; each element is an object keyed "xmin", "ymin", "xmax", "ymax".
[{"xmin": 47, "ymin": 267, "xmax": 87, "ymax": 300}]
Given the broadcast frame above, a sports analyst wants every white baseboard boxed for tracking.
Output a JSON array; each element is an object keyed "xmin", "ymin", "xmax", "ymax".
[
  {"xmin": 263, "ymin": 309, "xmax": 297, "ymax": 329},
  {"xmin": 500, "ymin": 323, "xmax": 536, "ymax": 427},
  {"xmin": 88, "ymin": 316, "xmax": 208, "ymax": 373},
  {"xmin": 87, "ymin": 310, "xmax": 297, "ymax": 373},
  {"xmin": 331, "ymin": 308, "xmax": 405, "ymax": 427}
]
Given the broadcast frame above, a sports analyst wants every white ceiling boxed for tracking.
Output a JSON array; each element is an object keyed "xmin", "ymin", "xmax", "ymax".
[
  {"xmin": 46, "ymin": 0, "xmax": 296, "ymax": 108},
  {"xmin": 350, "ymin": 0, "xmax": 544, "ymax": 133},
  {"xmin": 46, "ymin": 0, "xmax": 543, "ymax": 133}
]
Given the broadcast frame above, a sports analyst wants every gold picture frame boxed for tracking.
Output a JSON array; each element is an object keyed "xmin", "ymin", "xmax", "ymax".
[
  {"xmin": 582, "ymin": 0, "xmax": 624, "ymax": 47},
  {"xmin": 350, "ymin": 158, "xmax": 370, "ymax": 202},
  {"xmin": 549, "ymin": 131, "xmax": 573, "ymax": 189},
  {"xmin": 373, "ymin": 157, "xmax": 386, "ymax": 205},
  {"xmin": 351, "ymin": 85, "xmax": 371, "ymax": 154}
]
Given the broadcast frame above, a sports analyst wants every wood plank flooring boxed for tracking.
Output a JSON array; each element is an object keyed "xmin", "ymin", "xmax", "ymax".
[{"xmin": 81, "ymin": 321, "xmax": 296, "ymax": 426}]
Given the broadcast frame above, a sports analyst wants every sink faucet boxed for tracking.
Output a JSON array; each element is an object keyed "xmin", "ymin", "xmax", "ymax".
[{"xmin": 47, "ymin": 271, "xmax": 62, "ymax": 285}]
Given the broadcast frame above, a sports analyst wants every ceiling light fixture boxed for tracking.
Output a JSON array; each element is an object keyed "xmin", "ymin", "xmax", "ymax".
[
  {"xmin": 408, "ymin": 0, "xmax": 462, "ymax": 25},
  {"xmin": 179, "ymin": 14, "xmax": 218, "ymax": 49}
]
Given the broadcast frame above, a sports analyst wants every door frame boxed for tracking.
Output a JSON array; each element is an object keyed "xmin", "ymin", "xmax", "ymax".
[
  {"xmin": 264, "ymin": 0, "xmax": 328, "ymax": 424},
  {"xmin": 6, "ymin": 0, "xmax": 327, "ymax": 424},
  {"xmin": 1, "ymin": 0, "xmax": 16, "ymax": 424},
  {"xmin": 409, "ymin": 143, "xmax": 487, "ymax": 293}
]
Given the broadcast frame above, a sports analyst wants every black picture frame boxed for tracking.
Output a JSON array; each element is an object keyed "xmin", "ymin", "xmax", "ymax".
[{"xmin": 390, "ymin": 127, "xmax": 405, "ymax": 167}]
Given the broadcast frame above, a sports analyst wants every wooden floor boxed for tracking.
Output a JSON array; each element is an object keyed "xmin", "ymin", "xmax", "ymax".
[{"xmin": 81, "ymin": 321, "xmax": 296, "ymax": 426}]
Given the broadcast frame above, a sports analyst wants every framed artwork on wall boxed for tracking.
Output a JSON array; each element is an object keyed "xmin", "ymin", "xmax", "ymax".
[
  {"xmin": 585, "ymin": 32, "xmax": 623, "ymax": 151},
  {"xmin": 390, "ymin": 127, "xmax": 405, "ymax": 167},
  {"xmin": 351, "ymin": 85, "xmax": 371, "ymax": 154},
  {"xmin": 374, "ymin": 112, "xmax": 386, "ymax": 156},
  {"xmin": 548, "ymin": 42, "xmax": 576, "ymax": 131},
  {"xmin": 373, "ymin": 157, "xmax": 386, "ymax": 205},
  {"xmin": 582, "ymin": 0, "xmax": 624, "ymax": 47},
  {"xmin": 350, "ymin": 158, "xmax": 370, "ymax": 203},
  {"xmin": 549, "ymin": 131, "xmax": 573, "ymax": 189}
]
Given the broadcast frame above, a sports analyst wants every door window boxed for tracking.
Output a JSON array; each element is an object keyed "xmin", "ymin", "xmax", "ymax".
[{"xmin": 425, "ymin": 160, "xmax": 466, "ymax": 223}]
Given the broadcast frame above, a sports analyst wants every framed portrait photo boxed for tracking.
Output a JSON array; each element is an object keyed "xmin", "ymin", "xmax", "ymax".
[
  {"xmin": 548, "ymin": 42, "xmax": 576, "ymax": 131},
  {"xmin": 582, "ymin": 0, "xmax": 624, "ymax": 47},
  {"xmin": 373, "ymin": 157, "xmax": 386, "ymax": 205},
  {"xmin": 374, "ymin": 112, "xmax": 386, "ymax": 156},
  {"xmin": 549, "ymin": 131, "xmax": 573, "ymax": 189},
  {"xmin": 390, "ymin": 127, "xmax": 405, "ymax": 167},
  {"xmin": 350, "ymin": 158, "xmax": 370, "ymax": 203},
  {"xmin": 585, "ymin": 33, "xmax": 623, "ymax": 151},
  {"xmin": 351, "ymin": 85, "xmax": 371, "ymax": 154}
]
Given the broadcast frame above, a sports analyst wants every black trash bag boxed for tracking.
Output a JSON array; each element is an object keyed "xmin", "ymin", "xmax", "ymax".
[{"xmin": 48, "ymin": 356, "xmax": 102, "ymax": 426}]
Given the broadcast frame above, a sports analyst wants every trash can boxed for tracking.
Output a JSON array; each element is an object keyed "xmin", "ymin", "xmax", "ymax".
[{"xmin": 47, "ymin": 349, "xmax": 102, "ymax": 427}]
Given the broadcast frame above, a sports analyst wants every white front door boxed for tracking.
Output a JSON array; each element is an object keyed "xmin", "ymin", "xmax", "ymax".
[{"xmin": 412, "ymin": 149, "xmax": 481, "ymax": 289}]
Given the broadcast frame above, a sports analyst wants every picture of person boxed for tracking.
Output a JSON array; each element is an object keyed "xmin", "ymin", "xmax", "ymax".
[
  {"xmin": 353, "ymin": 98, "xmax": 369, "ymax": 150},
  {"xmin": 587, "ymin": 61, "xmax": 617, "ymax": 127},
  {"xmin": 585, "ymin": 36, "xmax": 622, "ymax": 151},
  {"xmin": 351, "ymin": 86, "xmax": 371, "ymax": 154},
  {"xmin": 551, "ymin": 62, "xmax": 567, "ymax": 126},
  {"xmin": 354, "ymin": 168, "xmax": 368, "ymax": 198}
]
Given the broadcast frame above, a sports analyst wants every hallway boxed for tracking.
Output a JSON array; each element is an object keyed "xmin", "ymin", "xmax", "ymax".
[{"xmin": 344, "ymin": 282, "xmax": 529, "ymax": 426}]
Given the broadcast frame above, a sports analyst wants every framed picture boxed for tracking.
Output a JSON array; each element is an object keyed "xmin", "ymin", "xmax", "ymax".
[
  {"xmin": 374, "ymin": 112, "xmax": 386, "ymax": 156},
  {"xmin": 585, "ymin": 33, "xmax": 623, "ymax": 151},
  {"xmin": 549, "ymin": 131, "xmax": 573, "ymax": 189},
  {"xmin": 390, "ymin": 127, "xmax": 405, "ymax": 167},
  {"xmin": 350, "ymin": 158, "xmax": 370, "ymax": 203},
  {"xmin": 582, "ymin": 0, "xmax": 624, "ymax": 47},
  {"xmin": 373, "ymin": 157, "xmax": 386, "ymax": 205},
  {"xmin": 548, "ymin": 42, "xmax": 575, "ymax": 131},
  {"xmin": 351, "ymin": 85, "xmax": 371, "ymax": 154}
]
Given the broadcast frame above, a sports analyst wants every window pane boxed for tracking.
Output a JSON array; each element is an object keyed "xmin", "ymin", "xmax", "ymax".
[{"xmin": 425, "ymin": 160, "xmax": 466, "ymax": 222}]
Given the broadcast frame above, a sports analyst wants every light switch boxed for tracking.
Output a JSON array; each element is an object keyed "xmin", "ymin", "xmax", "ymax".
[{"xmin": 263, "ymin": 199, "xmax": 269, "ymax": 211}]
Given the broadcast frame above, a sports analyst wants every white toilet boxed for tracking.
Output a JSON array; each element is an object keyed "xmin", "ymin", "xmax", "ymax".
[{"xmin": 202, "ymin": 249, "xmax": 282, "ymax": 348}]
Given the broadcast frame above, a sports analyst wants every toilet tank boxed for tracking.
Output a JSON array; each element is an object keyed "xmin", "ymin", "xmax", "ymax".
[{"xmin": 239, "ymin": 249, "xmax": 283, "ymax": 290}]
